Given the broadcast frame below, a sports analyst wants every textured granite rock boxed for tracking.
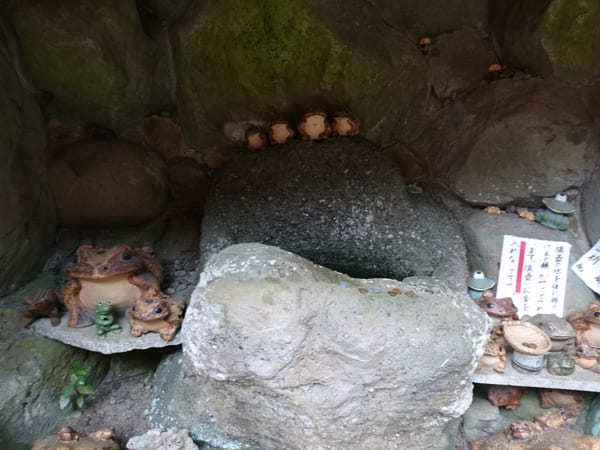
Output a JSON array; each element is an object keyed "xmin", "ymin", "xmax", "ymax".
[
  {"xmin": 31, "ymin": 315, "xmax": 181, "ymax": 355},
  {"xmin": 127, "ymin": 428, "xmax": 198, "ymax": 450},
  {"xmin": 462, "ymin": 395, "xmax": 504, "ymax": 442},
  {"xmin": 463, "ymin": 211, "xmax": 596, "ymax": 316},
  {"xmin": 200, "ymin": 138, "xmax": 468, "ymax": 290},
  {"xmin": 172, "ymin": 243, "xmax": 489, "ymax": 449}
]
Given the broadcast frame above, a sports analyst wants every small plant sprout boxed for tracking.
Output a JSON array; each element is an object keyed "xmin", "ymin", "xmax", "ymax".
[{"xmin": 59, "ymin": 363, "xmax": 94, "ymax": 409}]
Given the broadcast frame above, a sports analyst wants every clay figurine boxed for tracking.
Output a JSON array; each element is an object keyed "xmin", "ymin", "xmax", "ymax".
[
  {"xmin": 484, "ymin": 206, "xmax": 501, "ymax": 214},
  {"xmin": 33, "ymin": 425, "xmax": 118, "ymax": 450},
  {"xmin": 476, "ymin": 340, "xmax": 507, "ymax": 373},
  {"xmin": 417, "ymin": 36, "xmax": 433, "ymax": 55},
  {"xmin": 245, "ymin": 126, "xmax": 268, "ymax": 150},
  {"xmin": 62, "ymin": 242, "xmax": 164, "ymax": 327},
  {"xmin": 543, "ymin": 192, "xmax": 575, "ymax": 214},
  {"xmin": 129, "ymin": 290, "xmax": 185, "ymax": 341},
  {"xmin": 468, "ymin": 271, "xmax": 496, "ymax": 300},
  {"xmin": 23, "ymin": 288, "xmax": 63, "ymax": 328},
  {"xmin": 57, "ymin": 426, "xmax": 80, "ymax": 443},
  {"xmin": 95, "ymin": 302, "xmax": 121, "ymax": 337},
  {"xmin": 519, "ymin": 209, "xmax": 535, "ymax": 221},
  {"xmin": 539, "ymin": 389, "xmax": 584, "ymax": 417},
  {"xmin": 268, "ymin": 120, "xmax": 294, "ymax": 145},
  {"xmin": 487, "ymin": 385, "xmax": 525, "ymax": 410},
  {"xmin": 546, "ymin": 352, "xmax": 576, "ymax": 376},
  {"xmin": 535, "ymin": 208, "xmax": 569, "ymax": 231},
  {"xmin": 568, "ymin": 302, "xmax": 600, "ymax": 348},
  {"xmin": 477, "ymin": 291, "xmax": 518, "ymax": 323},
  {"xmin": 504, "ymin": 420, "xmax": 542, "ymax": 440},
  {"xmin": 534, "ymin": 410, "xmax": 569, "ymax": 429},
  {"xmin": 332, "ymin": 113, "xmax": 360, "ymax": 136},
  {"xmin": 298, "ymin": 111, "xmax": 331, "ymax": 140},
  {"xmin": 524, "ymin": 313, "xmax": 575, "ymax": 351}
]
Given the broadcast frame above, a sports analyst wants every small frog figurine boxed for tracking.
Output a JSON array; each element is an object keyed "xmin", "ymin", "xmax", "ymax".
[{"xmin": 95, "ymin": 302, "xmax": 121, "ymax": 337}]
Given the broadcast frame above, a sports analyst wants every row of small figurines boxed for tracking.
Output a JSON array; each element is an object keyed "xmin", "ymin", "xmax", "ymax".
[{"xmin": 244, "ymin": 111, "xmax": 360, "ymax": 150}]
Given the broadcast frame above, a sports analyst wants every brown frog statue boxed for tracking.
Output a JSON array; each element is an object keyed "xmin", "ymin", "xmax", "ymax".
[
  {"xmin": 62, "ymin": 242, "xmax": 163, "ymax": 327},
  {"xmin": 539, "ymin": 389, "xmax": 584, "ymax": 417},
  {"xmin": 504, "ymin": 420, "xmax": 542, "ymax": 440},
  {"xmin": 567, "ymin": 302, "xmax": 600, "ymax": 371},
  {"xmin": 476, "ymin": 341, "xmax": 507, "ymax": 373},
  {"xmin": 487, "ymin": 386, "xmax": 525, "ymax": 410},
  {"xmin": 129, "ymin": 290, "xmax": 185, "ymax": 341},
  {"xmin": 22, "ymin": 288, "xmax": 64, "ymax": 328},
  {"xmin": 535, "ymin": 410, "xmax": 570, "ymax": 429},
  {"xmin": 477, "ymin": 291, "xmax": 519, "ymax": 323}
]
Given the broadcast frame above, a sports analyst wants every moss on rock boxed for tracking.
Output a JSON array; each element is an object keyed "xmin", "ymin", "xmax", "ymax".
[
  {"xmin": 538, "ymin": 0, "xmax": 600, "ymax": 84},
  {"xmin": 173, "ymin": 0, "xmax": 428, "ymax": 148},
  {"xmin": 5, "ymin": 0, "xmax": 171, "ymax": 130}
]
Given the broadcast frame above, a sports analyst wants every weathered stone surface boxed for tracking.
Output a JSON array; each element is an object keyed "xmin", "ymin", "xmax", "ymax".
[
  {"xmin": 0, "ymin": 30, "xmax": 55, "ymax": 296},
  {"xmin": 462, "ymin": 395, "xmax": 504, "ymax": 442},
  {"xmin": 48, "ymin": 140, "xmax": 168, "ymax": 226},
  {"xmin": 31, "ymin": 315, "xmax": 182, "ymax": 355},
  {"xmin": 4, "ymin": 0, "xmax": 170, "ymax": 130},
  {"xmin": 463, "ymin": 211, "xmax": 596, "ymax": 315},
  {"xmin": 490, "ymin": 0, "xmax": 600, "ymax": 85},
  {"xmin": 421, "ymin": 79, "xmax": 599, "ymax": 205},
  {"xmin": 429, "ymin": 29, "xmax": 497, "ymax": 99},
  {"xmin": 173, "ymin": 0, "xmax": 429, "ymax": 150},
  {"xmin": 126, "ymin": 428, "xmax": 198, "ymax": 450},
  {"xmin": 176, "ymin": 243, "xmax": 489, "ymax": 450},
  {"xmin": 582, "ymin": 168, "xmax": 600, "ymax": 245},
  {"xmin": 201, "ymin": 138, "xmax": 468, "ymax": 289},
  {"xmin": 167, "ymin": 158, "xmax": 210, "ymax": 209},
  {"xmin": 369, "ymin": 0, "xmax": 488, "ymax": 37}
]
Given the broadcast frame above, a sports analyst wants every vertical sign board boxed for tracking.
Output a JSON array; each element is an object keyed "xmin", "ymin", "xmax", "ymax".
[
  {"xmin": 496, "ymin": 235, "xmax": 571, "ymax": 318},
  {"xmin": 572, "ymin": 239, "xmax": 600, "ymax": 295}
]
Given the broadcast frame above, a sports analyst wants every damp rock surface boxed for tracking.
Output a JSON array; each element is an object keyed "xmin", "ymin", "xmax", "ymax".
[
  {"xmin": 463, "ymin": 211, "xmax": 596, "ymax": 315},
  {"xmin": 126, "ymin": 428, "xmax": 198, "ymax": 450},
  {"xmin": 174, "ymin": 243, "xmax": 489, "ymax": 450},
  {"xmin": 583, "ymin": 168, "xmax": 600, "ymax": 245},
  {"xmin": 200, "ymin": 138, "xmax": 468, "ymax": 289}
]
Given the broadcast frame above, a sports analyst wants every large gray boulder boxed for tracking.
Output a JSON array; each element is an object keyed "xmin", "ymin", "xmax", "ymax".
[
  {"xmin": 583, "ymin": 169, "xmax": 600, "ymax": 245},
  {"xmin": 418, "ymin": 79, "xmax": 599, "ymax": 205},
  {"xmin": 173, "ymin": 244, "xmax": 489, "ymax": 449},
  {"xmin": 200, "ymin": 138, "xmax": 468, "ymax": 290},
  {"xmin": 463, "ymin": 211, "xmax": 597, "ymax": 315},
  {"xmin": 0, "ymin": 29, "xmax": 55, "ymax": 296}
]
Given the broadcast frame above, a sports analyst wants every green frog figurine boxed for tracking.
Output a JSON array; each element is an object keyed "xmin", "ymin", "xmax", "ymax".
[
  {"xmin": 546, "ymin": 352, "xmax": 575, "ymax": 376},
  {"xmin": 95, "ymin": 302, "xmax": 121, "ymax": 337}
]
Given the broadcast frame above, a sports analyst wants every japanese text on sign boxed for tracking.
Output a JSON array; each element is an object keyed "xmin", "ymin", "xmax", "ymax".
[
  {"xmin": 572, "ymin": 239, "xmax": 600, "ymax": 295},
  {"xmin": 497, "ymin": 235, "xmax": 571, "ymax": 318}
]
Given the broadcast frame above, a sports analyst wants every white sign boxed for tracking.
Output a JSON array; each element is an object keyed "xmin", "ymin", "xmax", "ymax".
[
  {"xmin": 572, "ymin": 239, "xmax": 600, "ymax": 295},
  {"xmin": 497, "ymin": 235, "xmax": 571, "ymax": 318}
]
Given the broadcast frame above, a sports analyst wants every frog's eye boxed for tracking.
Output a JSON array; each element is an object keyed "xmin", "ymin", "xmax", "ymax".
[
  {"xmin": 122, "ymin": 251, "xmax": 132, "ymax": 261},
  {"xmin": 486, "ymin": 302, "xmax": 495, "ymax": 308},
  {"xmin": 154, "ymin": 307, "xmax": 162, "ymax": 314},
  {"xmin": 594, "ymin": 311, "xmax": 600, "ymax": 319},
  {"xmin": 131, "ymin": 305, "xmax": 136, "ymax": 311},
  {"xmin": 560, "ymin": 411, "xmax": 568, "ymax": 419}
]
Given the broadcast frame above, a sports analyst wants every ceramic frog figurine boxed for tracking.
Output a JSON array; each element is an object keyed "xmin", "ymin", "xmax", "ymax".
[
  {"xmin": 62, "ymin": 242, "xmax": 163, "ymax": 327},
  {"xmin": 128, "ymin": 290, "xmax": 185, "ymax": 341},
  {"xmin": 95, "ymin": 302, "xmax": 121, "ymax": 337}
]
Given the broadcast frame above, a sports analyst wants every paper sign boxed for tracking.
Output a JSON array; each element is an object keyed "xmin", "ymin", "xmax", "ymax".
[
  {"xmin": 496, "ymin": 235, "xmax": 571, "ymax": 318},
  {"xmin": 572, "ymin": 239, "xmax": 600, "ymax": 295}
]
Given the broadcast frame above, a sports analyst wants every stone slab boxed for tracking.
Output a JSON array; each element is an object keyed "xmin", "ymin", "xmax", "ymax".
[
  {"xmin": 474, "ymin": 355, "xmax": 600, "ymax": 393},
  {"xmin": 31, "ymin": 315, "xmax": 181, "ymax": 355}
]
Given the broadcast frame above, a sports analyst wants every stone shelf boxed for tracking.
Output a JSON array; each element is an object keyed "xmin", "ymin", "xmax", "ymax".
[
  {"xmin": 30, "ymin": 315, "xmax": 181, "ymax": 354},
  {"xmin": 474, "ymin": 358, "xmax": 600, "ymax": 393}
]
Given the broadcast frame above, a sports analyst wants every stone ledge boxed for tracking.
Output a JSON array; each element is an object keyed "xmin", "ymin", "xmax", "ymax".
[
  {"xmin": 30, "ymin": 315, "xmax": 181, "ymax": 354},
  {"xmin": 474, "ymin": 358, "xmax": 600, "ymax": 392}
]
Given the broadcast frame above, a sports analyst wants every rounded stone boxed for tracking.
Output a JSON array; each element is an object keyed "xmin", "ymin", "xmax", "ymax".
[
  {"xmin": 178, "ymin": 243, "xmax": 489, "ymax": 450},
  {"xmin": 49, "ymin": 140, "xmax": 168, "ymax": 226}
]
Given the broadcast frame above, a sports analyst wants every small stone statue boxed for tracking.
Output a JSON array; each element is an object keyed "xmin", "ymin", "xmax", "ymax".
[{"xmin": 95, "ymin": 302, "xmax": 121, "ymax": 337}]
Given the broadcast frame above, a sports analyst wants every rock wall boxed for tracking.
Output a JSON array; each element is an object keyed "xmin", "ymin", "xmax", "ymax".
[{"xmin": 0, "ymin": 26, "xmax": 55, "ymax": 296}]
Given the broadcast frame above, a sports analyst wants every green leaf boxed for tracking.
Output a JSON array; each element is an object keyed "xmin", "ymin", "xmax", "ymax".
[
  {"xmin": 75, "ymin": 395, "xmax": 85, "ymax": 409},
  {"xmin": 77, "ymin": 378, "xmax": 86, "ymax": 385},
  {"xmin": 77, "ymin": 384, "xmax": 94, "ymax": 395},
  {"xmin": 69, "ymin": 373, "xmax": 78, "ymax": 384},
  {"xmin": 61, "ymin": 384, "xmax": 75, "ymax": 398},
  {"xmin": 74, "ymin": 366, "xmax": 89, "ymax": 377},
  {"xmin": 59, "ymin": 395, "xmax": 71, "ymax": 410}
]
